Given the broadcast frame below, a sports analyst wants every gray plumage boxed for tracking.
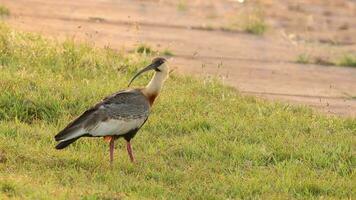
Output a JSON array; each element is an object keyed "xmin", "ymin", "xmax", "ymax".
[
  {"xmin": 54, "ymin": 89, "xmax": 150, "ymax": 148},
  {"xmin": 101, "ymin": 91, "xmax": 149, "ymax": 120}
]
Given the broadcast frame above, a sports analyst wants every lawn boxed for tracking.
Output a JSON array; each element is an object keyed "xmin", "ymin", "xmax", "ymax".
[{"xmin": 0, "ymin": 23, "xmax": 355, "ymax": 199}]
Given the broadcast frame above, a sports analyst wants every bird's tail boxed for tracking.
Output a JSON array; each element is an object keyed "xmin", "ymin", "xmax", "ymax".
[
  {"xmin": 55, "ymin": 137, "xmax": 80, "ymax": 149},
  {"xmin": 54, "ymin": 126, "xmax": 87, "ymax": 149}
]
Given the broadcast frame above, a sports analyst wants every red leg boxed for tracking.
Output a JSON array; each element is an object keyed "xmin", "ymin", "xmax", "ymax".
[
  {"xmin": 126, "ymin": 141, "xmax": 135, "ymax": 163},
  {"xmin": 109, "ymin": 138, "xmax": 115, "ymax": 165}
]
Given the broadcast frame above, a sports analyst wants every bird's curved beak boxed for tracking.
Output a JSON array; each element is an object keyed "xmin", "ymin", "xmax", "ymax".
[{"xmin": 128, "ymin": 63, "xmax": 156, "ymax": 87}]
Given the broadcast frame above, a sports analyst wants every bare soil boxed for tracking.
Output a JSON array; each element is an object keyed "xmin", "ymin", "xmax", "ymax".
[{"xmin": 2, "ymin": 0, "xmax": 356, "ymax": 117}]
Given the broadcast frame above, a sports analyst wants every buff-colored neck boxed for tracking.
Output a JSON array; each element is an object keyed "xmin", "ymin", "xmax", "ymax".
[{"xmin": 142, "ymin": 70, "xmax": 168, "ymax": 97}]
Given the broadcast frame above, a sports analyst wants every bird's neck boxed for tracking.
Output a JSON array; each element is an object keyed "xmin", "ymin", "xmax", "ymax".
[{"xmin": 142, "ymin": 71, "xmax": 168, "ymax": 105}]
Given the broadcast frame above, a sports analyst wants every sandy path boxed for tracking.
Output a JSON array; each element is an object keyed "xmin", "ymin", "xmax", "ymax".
[{"xmin": 2, "ymin": 0, "xmax": 356, "ymax": 117}]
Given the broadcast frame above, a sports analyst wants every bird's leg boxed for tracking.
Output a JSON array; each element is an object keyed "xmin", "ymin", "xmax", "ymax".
[
  {"xmin": 109, "ymin": 138, "xmax": 115, "ymax": 165},
  {"xmin": 126, "ymin": 141, "xmax": 135, "ymax": 163}
]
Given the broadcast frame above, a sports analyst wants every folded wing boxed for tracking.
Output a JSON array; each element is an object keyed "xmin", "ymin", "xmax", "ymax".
[{"xmin": 54, "ymin": 89, "xmax": 150, "ymax": 145}]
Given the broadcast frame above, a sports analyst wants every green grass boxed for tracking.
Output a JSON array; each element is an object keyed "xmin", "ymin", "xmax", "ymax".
[
  {"xmin": 160, "ymin": 49, "xmax": 174, "ymax": 57},
  {"xmin": 0, "ymin": 5, "xmax": 9, "ymax": 17},
  {"xmin": 296, "ymin": 53, "xmax": 356, "ymax": 67},
  {"xmin": 0, "ymin": 23, "xmax": 355, "ymax": 199},
  {"xmin": 135, "ymin": 44, "xmax": 174, "ymax": 57},
  {"xmin": 177, "ymin": 0, "xmax": 188, "ymax": 12},
  {"xmin": 337, "ymin": 54, "xmax": 356, "ymax": 67},
  {"xmin": 224, "ymin": 9, "xmax": 267, "ymax": 35},
  {"xmin": 296, "ymin": 53, "xmax": 310, "ymax": 64},
  {"xmin": 243, "ymin": 15, "xmax": 267, "ymax": 35},
  {"xmin": 135, "ymin": 43, "xmax": 156, "ymax": 55}
]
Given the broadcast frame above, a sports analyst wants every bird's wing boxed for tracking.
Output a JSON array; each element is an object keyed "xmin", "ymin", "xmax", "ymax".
[
  {"xmin": 54, "ymin": 89, "xmax": 150, "ymax": 141},
  {"xmin": 100, "ymin": 90, "xmax": 150, "ymax": 120}
]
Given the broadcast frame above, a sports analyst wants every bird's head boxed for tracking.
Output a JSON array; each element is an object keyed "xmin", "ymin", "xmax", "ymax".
[{"xmin": 128, "ymin": 57, "xmax": 168, "ymax": 86}]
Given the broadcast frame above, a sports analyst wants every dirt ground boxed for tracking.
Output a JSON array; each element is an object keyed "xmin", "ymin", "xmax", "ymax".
[{"xmin": 2, "ymin": 0, "xmax": 356, "ymax": 117}]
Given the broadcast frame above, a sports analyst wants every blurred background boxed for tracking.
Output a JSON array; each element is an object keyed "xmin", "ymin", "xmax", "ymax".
[{"xmin": 1, "ymin": 0, "xmax": 356, "ymax": 116}]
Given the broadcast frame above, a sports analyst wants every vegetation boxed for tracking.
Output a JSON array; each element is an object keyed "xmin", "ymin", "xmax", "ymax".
[
  {"xmin": 135, "ymin": 43, "xmax": 156, "ymax": 55},
  {"xmin": 135, "ymin": 43, "xmax": 174, "ymax": 57},
  {"xmin": 224, "ymin": 9, "xmax": 267, "ymax": 35},
  {"xmin": 336, "ymin": 54, "xmax": 356, "ymax": 67},
  {"xmin": 296, "ymin": 53, "xmax": 356, "ymax": 67},
  {"xmin": 0, "ymin": 23, "xmax": 355, "ymax": 199},
  {"xmin": 160, "ymin": 49, "xmax": 174, "ymax": 57},
  {"xmin": 177, "ymin": 0, "xmax": 188, "ymax": 12},
  {"xmin": 296, "ymin": 53, "xmax": 311, "ymax": 64},
  {"xmin": 243, "ymin": 14, "xmax": 267, "ymax": 35},
  {"xmin": 0, "ymin": 5, "xmax": 10, "ymax": 17}
]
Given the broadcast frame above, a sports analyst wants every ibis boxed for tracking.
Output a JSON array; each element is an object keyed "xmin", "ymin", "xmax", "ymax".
[{"xmin": 54, "ymin": 57, "xmax": 169, "ymax": 164}]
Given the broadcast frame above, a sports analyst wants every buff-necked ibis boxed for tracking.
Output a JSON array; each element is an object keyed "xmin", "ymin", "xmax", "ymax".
[{"xmin": 54, "ymin": 57, "xmax": 169, "ymax": 164}]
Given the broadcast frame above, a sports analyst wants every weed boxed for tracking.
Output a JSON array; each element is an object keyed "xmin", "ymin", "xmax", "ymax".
[
  {"xmin": 135, "ymin": 44, "xmax": 174, "ymax": 57},
  {"xmin": 1, "ymin": 182, "xmax": 17, "ymax": 197},
  {"xmin": 296, "ymin": 53, "xmax": 310, "ymax": 64},
  {"xmin": 296, "ymin": 53, "xmax": 356, "ymax": 68},
  {"xmin": 337, "ymin": 54, "xmax": 356, "ymax": 67},
  {"xmin": 225, "ymin": 8, "xmax": 267, "ymax": 35},
  {"xmin": 0, "ymin": 5, "xmax": 9, "ymax": 17},
  {"xmin": 243, "ymin": 14, "xmax": 267, "ymax": 35},
  {"xmin": 177, "ymin": 0, "xmax": 188, "ymax": 12},
  {"xmin": 160, "ymin": 48, "xmax": 174, "ymax": 57},
  {"xmin": 135, "ymin": 43, "xmax": 156, "ymax": 55}
]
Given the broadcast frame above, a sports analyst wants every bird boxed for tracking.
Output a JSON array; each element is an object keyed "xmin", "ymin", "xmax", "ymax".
[{"xmin": 54, "ymin": 57, "xmax": 169, "ymax": 164}]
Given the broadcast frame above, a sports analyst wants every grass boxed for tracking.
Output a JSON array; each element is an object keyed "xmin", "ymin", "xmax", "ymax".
[
  {"xmin": 135, "ymin": 43, "xmax": 174, "ymax": 57},
  {"xmin": 243, "ymin": 14, "xmax": 267, "ymax": 35},
  {"xmin": 135, "ymin": 43, "xmax": 156, "ymax": 55},
  {"xmin": 224, "ymin": 8, "xmax": 267, "ymax": 35},
  {"xmin": 336, "ymin": 54, "xmax": 356, "ymax": 67},
  {"xmin": 296, "ymin": 53, "xmax": 356, "ymax": 67},
  {"xmin": 160, "ymin": 49, "xmax": 174, "ymax": 57},
  {"xmin": 296, "ymin": 53, "xmax": 310, "ymax": 64},
  {"xmin": 0, "ymin": 5, "xmax": 9, "ymax": 17},
  {"xmin": 0, "ymin": 23, "xmax": 355, "ymax": 199},
  {"xmin": 177, "ymin": 0, "xmax": 188, "ymax": 12}
]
